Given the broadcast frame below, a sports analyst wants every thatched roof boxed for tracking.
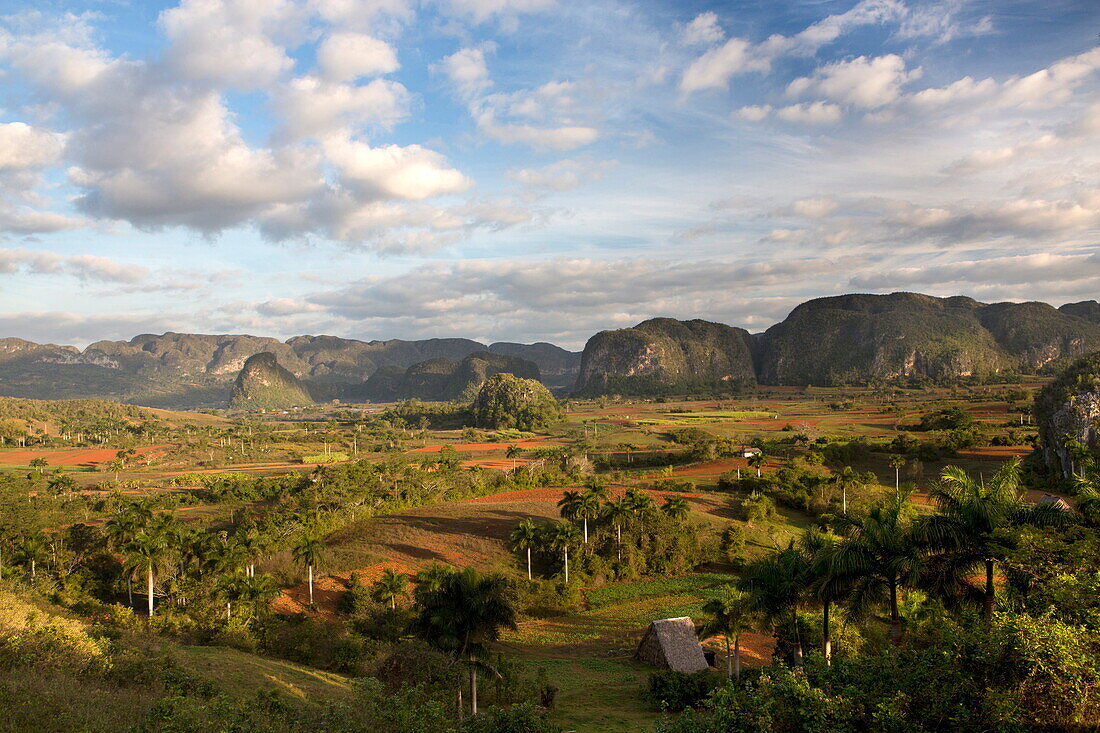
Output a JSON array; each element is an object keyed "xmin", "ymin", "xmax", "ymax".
[
  {"xmin": 1038, "ymin": 493, "xmax": 1073, "ymax": 512},
  {"xmin": 635, "ymin": 616, "xmax": 709, "ymax": 673}
]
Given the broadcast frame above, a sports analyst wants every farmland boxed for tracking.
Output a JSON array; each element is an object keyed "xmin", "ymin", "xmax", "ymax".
[{"xmin": 0, "ymin": 381, "xmax": 1092, "ymax": 732}]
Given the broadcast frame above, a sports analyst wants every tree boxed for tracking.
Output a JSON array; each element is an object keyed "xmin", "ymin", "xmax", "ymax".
[
  {"xmin": 17, "ymin": 535, "xmax": 47, "ymax": 581},
  {"xmin": 662, "ymin": 496, "xmax": 690, "ymax": 521},
  {"xmin": 802, "ymin": 527, "xmax": 847, "ymax": 665},
  {"xmin": 124, "ymin": 532, "xmax": 171, "ymax": 617},
  {"xmin": 575, "ymin": 491, "xmax": 601, "ymax": 543},
  {"xmin": 700, "ymin": 585, "xmax": 756, "ymax": 680},
  {"xmin": 547, "ymin": 521, "xmax": 581, "ymax": 584},
  {"xmin": 510, "ymin": 519, "xmax": 539, "ymax": 580},
  {"xmin": 624, "ymin": 488, "xmax": 656, "ymax": 518},
  {"xmin": 412, "ymin": 567, "xmax": 517, "ymax": 716},
  {"xmin": 922, "ymin": 458, "xmax": 1067, "ymax": 621},
  {"xmin": 292, "ymin": 533, "xmax": 326, "ymax": 607},
  {"xmin": 602, "ymin": 499, "xmax": 631, "ymax": 561},
  {"xmin": 505, "ymin": 444, "xmax": 523, "ymax": 471},
  {"xmin": 889, "ymin": 455, "xmax": 906, "ymax": 494},
  {"xmin": 1073, "ymin": 466, "xmax": 1100, "ymax": 527},
  {"xmin": 831, "ymin": 492, "xmax": 921, "ymax": 643},
  {"xmin": 470, "ymin": 374, "xmax": 562, "ymax": 431},
  {"xmin": 741, "ymin": 542, "xmax": 811, "ymax": 666},
  {"xmin": 371, "ymin": 568, "xmax": 409, "ymax": 611},
  {"xmin": 832, "ymin": 466, "xmax": 862, "ymax": 514},
  {"xmin": 748, "ymin": 452, "xmax": 765, "ymax": 477},
  {"xmin": 46, "ymin": 469, "xmax": 76, "ymax": 495}
]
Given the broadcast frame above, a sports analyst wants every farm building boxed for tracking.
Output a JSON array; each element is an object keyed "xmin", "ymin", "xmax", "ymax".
[
  {"xmin": 1037, "ymin": 493, "xmax": 1073, "ymax": 512},
  {"xmin": 740, "ymin": 447, "xmax": 762, "ymax": 458},
  {"xmin": 635, "ymin": 617, "xmax": 709, "ymax": 673}
]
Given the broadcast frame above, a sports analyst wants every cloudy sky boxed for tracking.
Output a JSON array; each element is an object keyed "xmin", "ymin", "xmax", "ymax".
[{"xmin": 0, "ymin": 0, "xmax": 1097, "ymax": 349}]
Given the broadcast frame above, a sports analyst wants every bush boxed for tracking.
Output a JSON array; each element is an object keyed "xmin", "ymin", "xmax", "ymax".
[{"xmin": 647, "ymin": 670, "xmax": 721, "ymax": 712}]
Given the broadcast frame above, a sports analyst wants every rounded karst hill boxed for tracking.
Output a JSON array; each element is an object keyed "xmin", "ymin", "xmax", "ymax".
[
  {"xmin": 470, "ymin": 373, "xmax": 562, "ymax": 431},
  {"xmin": 1034, "ymin": 351, "xmax": 1100, "ymax": 478},
  {"xmin": 228, "ymin": 352, "xmax": 314, "ymax": 410}
]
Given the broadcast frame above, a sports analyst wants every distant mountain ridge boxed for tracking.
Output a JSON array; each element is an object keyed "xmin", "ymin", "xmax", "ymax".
[{"xmin": 2, "ymin": 293, "xmax": 1099, "ymax": 406}]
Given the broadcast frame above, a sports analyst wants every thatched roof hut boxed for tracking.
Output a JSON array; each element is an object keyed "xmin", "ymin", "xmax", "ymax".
[
  {"xmin": 1038, "ymin": 493, "xmax": 1074, "ymax": 512},
  {"xmin": 635, "ymin": 617, "xmax": 709, "ymax": 673}
]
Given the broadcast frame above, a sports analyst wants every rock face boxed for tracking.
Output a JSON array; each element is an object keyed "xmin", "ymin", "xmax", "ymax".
[
  {"xmin": 1034, "ymin": 352, "xmax": 1100, "ymax": 478},
  {"xmin": 228, "ymin": 353, "xmax": 314, "ymax": 410},
  {"xmin": 487, "ymin": 342, "xmax": 581, "ymax": 376},
  {"xmin": 0, "ymin": 332, "xmax": 577, "ymax": 407},
  {"xmin": 470, "ymin": 373, "xmax": 562, "ymax": 431},
  {"xmin": 757, "ymin": 293, "xmax": 1100, "ymax": 386},
  {"xmin": 573, "ymin": 318, "xmax": 757, "ymax": 396},
  {"xmin": 359, "ymin": 351, "xmax": 540, "ymax": 402}
]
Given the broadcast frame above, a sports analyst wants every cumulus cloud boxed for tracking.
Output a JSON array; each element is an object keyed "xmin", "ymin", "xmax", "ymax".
[
  {"xmin": 316, "ymin": 32, "xmax": 399, "ymax": 81},
  {"xmin": 0, "ymin": 247, "xmax": 149, "ymax": 283},
  {"xmin": 322, "ymin": 137, "xmax": 471, "ymax": 200},
  {"xmin": 159, "ymin": 0, "xmax": 304, "ymax": 90},
  {"xmin": 0, "ymin": 122, "xmax": 65, "ymax": 173},
  {"xmin": 434, "ymin": 0, "xmax": 555, "ymax": 24},
  {"xmin": 787, "ymin": 54, "xmax": 919, "ymax": 109},
  {"xmin": 436, "ymin": 45, "xmax": 495, "ymax": 98},
  {"xmin": 681, "ymin": 12, "xmax": 724, "ymax": 47},
  {"xmin": 273, "ymin": 76, "xmax": 411, "ymax": 139},
  {"xmin": 775, "ymin": 101, "xmax": 842, "ymax": 124}
]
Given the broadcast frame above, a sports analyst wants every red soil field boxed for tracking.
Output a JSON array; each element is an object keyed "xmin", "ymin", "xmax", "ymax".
[
  {"xmin": 0, "ymin": 444, "xmax": 171, "ymax": 467},
  {"xmin": 409, "ymin": 438, "xmax": 553, "ymax": 453},
  {"xmin": 956, "ymin": 446, "xmax": 1031, "ymax": 461}
]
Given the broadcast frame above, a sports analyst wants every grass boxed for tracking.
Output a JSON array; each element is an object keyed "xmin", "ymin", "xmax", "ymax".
[
  {"xmin": 585, "ymin": 573, "xmax": 738, "ymax": 609},
  {"xmin": 171, "ymin": 644, "xmax": 353, "ymax": 702}
]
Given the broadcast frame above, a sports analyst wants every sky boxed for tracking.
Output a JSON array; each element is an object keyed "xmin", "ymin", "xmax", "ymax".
[{"xmin": 0, "ymin": 0, "xmax": 1098, "ymax": 350}]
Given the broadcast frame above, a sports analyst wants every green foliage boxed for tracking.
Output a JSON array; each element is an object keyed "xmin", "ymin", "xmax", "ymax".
[
  {"xmin": 470, "ymin": 374, "xmax": 563, "ymax": 431},
  {"xmin": 647, "ymin": 670, "xmax": 721, "ymax": 712}
]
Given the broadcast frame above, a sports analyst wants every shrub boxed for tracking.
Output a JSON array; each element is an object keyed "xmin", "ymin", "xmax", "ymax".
[{"xmin": 647, "ymin": 670, "xmax": 721, "ymax": 712}]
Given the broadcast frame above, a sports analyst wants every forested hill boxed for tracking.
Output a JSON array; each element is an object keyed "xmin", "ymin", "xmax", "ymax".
[{"xmin": 2, "ymin": 293, "xmax": 1099, "ymax": 405}]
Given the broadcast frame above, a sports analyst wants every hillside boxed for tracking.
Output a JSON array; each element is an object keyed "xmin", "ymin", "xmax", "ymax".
[
  {"xmin": 573, "ymin": 318, "xmax": 757, "ymax": 396},
  {"xmin": 756, "ymin": 293, "xmax": 1100, "ymax": 386},
  {"xmin": 1034, "ymin": 351, "xmax": 1100, "ymax": 478},
  {"xmin": 228, "ymin": 353, "xmax": 314, "ymax": 410},
  {"xmin": 359, "ymin": 350, "xmax": 541, "ymax": 402}
]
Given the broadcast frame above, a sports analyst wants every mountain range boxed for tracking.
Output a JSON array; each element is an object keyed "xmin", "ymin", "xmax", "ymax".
[{"xmin": 2, "ymin": 292, "xmax": 1099, "ymax": 407}]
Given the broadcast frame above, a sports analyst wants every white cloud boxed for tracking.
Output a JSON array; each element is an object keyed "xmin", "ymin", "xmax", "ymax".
[
  {"xmin": 434, "ymin": 0, "xmax": 555, "ymax": 24},
  {"xmin": 775, "ymin": 101, "xmax": 842, "ymax": 124},
  {"xmin": 0, "ymin": 122, "xmax": 65, "ymax": 172},
  {"xmin": 679, "ymin": 0, "xmax": 905, "ymax": 93},
  {"xmin": 787, "ymin": 54, "xmax": 919, "ymax": 109},
  {"xmin": 322, "ymin": 137, "xmax": 471, "ymax": 200},
  {"xmin": 436, "ymin": 45, "xmax": 495, "ymax": 98},
  {"xmin": 508, "ymin": 158, "xmax": 613, "ymax": 191},
  {"xmin": 317, "ymin": 32, "xmax": 399, "ymax": 81},
  {"xmin": 274, "ymin": 76, "xmax": 410, "ymax": 139},
  {"xmin": 159, "ymin": 0, "xmax": 303, "ymax": 90},
  {"xmin": 735, "ymin": 105, "xmax": 772, "ymax": 122},
  {"xmin": 475, "ymin": 112, "xmax": 599, "ymax": 150},
  {"xmin": 0, "ymin": 247, "xmax": 148, "ymax": 283},
  {"xmin": 681, "ymin": 12, "xmax": 724, "ymax": 47}
]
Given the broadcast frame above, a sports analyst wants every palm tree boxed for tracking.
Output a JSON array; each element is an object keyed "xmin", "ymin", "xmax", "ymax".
[
  {"xmin": 700, "ymin": 585, "xmax": 756, "ymax": 680},
  {"xmin": 239, "ymin": 573, "xmax": 280, "ymax": 622},
  {"xmin": 748, "ymin": 452, "xmax": 765, "ymax": 477},
  {"xmin": 833, "ymin": 466, "xmax": 862, "ymax": 514},
  {"xmin": 922, "ymin": 458, "xmax": 1067, "ymax": 620},
  {"xmin": 413, "ymin": 563, "xmax": 454, "ymax": 597},
  {"xmin": 1073, "ymin": 466, "xmax": 1100, "ymax": 527},
  {"xmin": 292, "ymin": 533, "xmax": 326, "ymax": 607},
  {"xmin": 741, "ymin": 542, "xmax": 811, "ymax": 666},
  {"xmin": 831, "ymin": 492, "xmax": 921, "ymax": 643},
  {"xmin": 412, "ymin": 568, "xmax": 517, "ymax": 716},
  {"xmin": 624, "ymin": 488, "xmax": 656, "ymax": 518},
  {"xmin": 602, "ymin": 499, "xmax": 631, "ymax": 561},
  {"xmin": 17, "ymin": 535, "xmax": 47, "ymax": 581},
  {"xmin": 510, "ymin": 519, "xmax": 539, "ymax": 580},
  {"xmin": 505, "ymin": 444, "xmax": 523, "ymax": 470},
  {"xmin": 575, "ymin": 492, "xmax": 601, "ymax": 543},
  {"xmin": 124, "ymin": 532, "xmax": 171, "ymax": 617},
  {"xmin": 557, "ymin": 490, "xmax": 581, "ymax": 522},
  {"xmin": 371, "ymin": 568, "xmax": 409, "ymax": 611},
  {"xmin": 889, "ymin": 455, "xmax": 906, "ymax": 494},
  {"xmin": 233, "ymin": 529, "xmax": 263, "ymax": 577},
  {"xmin": 547, "ymin": 521, "xmax": 581, "ymax": 584},
  {"xmin": 661, "ymin": 496, "xmax": 690, "ymax": 521},
  {"xmin": 802, "ymin": 527, "xmax": 847, "ymax": 665}
]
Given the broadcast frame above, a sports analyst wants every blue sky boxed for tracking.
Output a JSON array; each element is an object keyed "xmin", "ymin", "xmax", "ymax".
[{"xmin": 0, "ymin": 0, "xmax": 1097, "ymax": 349}]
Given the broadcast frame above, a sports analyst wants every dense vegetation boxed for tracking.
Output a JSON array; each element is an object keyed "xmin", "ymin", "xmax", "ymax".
[{"xmin": 470, "ymin": 374, "xmax": 563, "ymax": 431}]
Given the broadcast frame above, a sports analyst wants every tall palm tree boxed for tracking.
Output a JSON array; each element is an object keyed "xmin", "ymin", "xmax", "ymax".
[
  {"xmin": 292, "ymin": 533, "xmax": 326, "ymax": 607},
  {"xmin": 124, "ymin": 532, "xmax": 171, "ymax": 617},
  {"xmin": 661, "ymin": 496, "xmax": 690, "ymax": 521},
  {"xmin": 412, "ymin": 567, "xmax": 517, "ymax": 716},
  {"xmin": 1073, "ymin": 467, "xmax": 1100, "ymax": 527},
  {"xmin": 700, "ymin": 585, "xmax": 756, "ymax": 679},
  {"xmin": 741, "ymin": 542, "xmax": 811, "ymax": 666},
  {"xmin": 547, "ymin": 521, "xmax": 581, "ymax": 584},
  {"xmin": 802, "ymin": 527, "xmax": 847, "ymax": 664},
  {"xmin": 748, "ymin": 452, "xmax": 765, "ymax": 477},
  {"xmin": 557, "ymin": 490, "xmax": 581, "ymax": 522},
  {"xmin": 602, "ymin": 499, "xmax": 631, "ymax": 561},
  {"xmin": 371, "ymin": 568, "xmax": 409, "ymax": 611},
  {"xmin": 922, "ymin": 458, "xmax": 1067, "ymax": 620},
  {"xmin": 889, "ymin": 455, "xmax": 906, "ymax": 494},
  {"xmin": 575, "ymin": 492, "xmax": 601, "ymax": 543},
  {"xmin": 624, "ymin": 488, "xmax": 656, "ymax": 518},
  {"xmin": 831, "ymin": 492, "xmax": 921, "ymax": 643},
  {"xmin": 17, "ymin": 535, "xmax": 47, "ymax": 581},
  {"xmin": 239, "ymin": 573, "xmax": 279, "ymax": 622},
  {"xmin": 510, "ymin": 519, "xmax": 539, "ymax": 580},
  {"xmin": 833, "ymin": 466, "xmax": 862, "ymax": 514},
  {"xmin": 413, "ymin": 563, "xmax": 454, "ymax": 597}
]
